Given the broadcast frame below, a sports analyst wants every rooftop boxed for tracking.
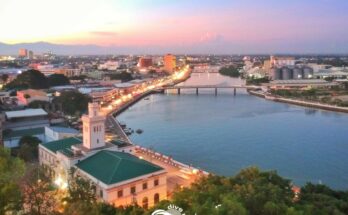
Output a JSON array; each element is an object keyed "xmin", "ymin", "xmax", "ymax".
[
  {"xmin": 17, "ymin": 89, "xmax": 47, "ymax": 97},
  {"xmin": 110, "ymin": 139, "xmax": 132, "ymax": 148},
  {"xmin": 5, "ymin": 108, "xmax": 48, "ymax": 119},
  {"xmin": 114, "ymin": 83, "xmax": 134, "ymax": 88},
  {"xmin": 4, "ymin": 127, "xmax": 45, "ymax": 139},
  {"xmin": 76, "ymin": 150, "xmax": 164, "ymax": 185},
  {"xmin": 47, "ymin": 126, "xmax": 79, "ymax": 134},
  {"xmin": 40, "ymin": 137, "xmax": 82, "ymax": 153}
]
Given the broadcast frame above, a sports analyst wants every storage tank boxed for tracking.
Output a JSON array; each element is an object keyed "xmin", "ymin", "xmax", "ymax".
[
  {"xmin": 282, "ymin": 67, "xmax": 292, "ymax": 80},
  {"xmin": 293, "ymin": 67, "xmax": 303, "ymax": 79},
  {"xmin": 303, "ymin": 67, "xmax": 314, "ymax": 79},
  {"xmin": 271, "ymin": 68, "xmax": 282, "ymax": 80}
]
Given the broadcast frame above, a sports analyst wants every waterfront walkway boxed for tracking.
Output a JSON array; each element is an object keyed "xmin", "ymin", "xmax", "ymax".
[
  {"xmin": 249, "ymin": 90, "xmax": 348, "ymax": 113},
  {"xmin": 101, "ymin": 66, "xmax": 207, "ymax": 192}
]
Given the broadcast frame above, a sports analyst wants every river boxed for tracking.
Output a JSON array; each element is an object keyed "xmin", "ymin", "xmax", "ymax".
[{"xmin": 118, "ymin": 73, "xmax": 348, "ymax": 190}]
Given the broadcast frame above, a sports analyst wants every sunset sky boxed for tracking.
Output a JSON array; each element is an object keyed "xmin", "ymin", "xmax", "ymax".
[{"xmin": 1, "ymin": 0, "xmax": 348, "ymax": 53}]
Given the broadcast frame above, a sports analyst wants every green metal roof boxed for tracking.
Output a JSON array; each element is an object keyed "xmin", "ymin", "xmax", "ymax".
[
  {"xmin": 76, "ymin": 150, "xmax": 164, "ymax": 185},
  {"xmin": 40, "ymin": 137, "xmax": 82, "ymax": 153},
  {"xmin": 110, "ymin": 139, "xmax": 131, "ymax": 147},
  {"xmin": 4, "ymin": 127, "xmax": 45, "ymax": 139}
]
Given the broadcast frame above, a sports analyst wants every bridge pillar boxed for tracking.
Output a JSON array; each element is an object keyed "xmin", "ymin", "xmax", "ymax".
[
  {"xmin": 215, "ymin": 88, "xmax": 217, "ymax": 96},
  {"xmin": 196, "ymin": 88, "xmax": 199, "ymax": 95},
  {"xmin": 178, "ymin": 88, "xmax": 181, "ymax": 95},
  {"xmin": 233, "ymin": 88, "xmax": 236, "ymax": 96}
]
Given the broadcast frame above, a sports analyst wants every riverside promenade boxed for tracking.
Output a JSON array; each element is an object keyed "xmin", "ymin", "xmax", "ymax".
[
  {"xmin": 101, "ymin": 66, "xmax": 208, "ymax": 194},
  {"xmin": 249, "ymin": 90, "xmax": 348, "ymax": 113}
]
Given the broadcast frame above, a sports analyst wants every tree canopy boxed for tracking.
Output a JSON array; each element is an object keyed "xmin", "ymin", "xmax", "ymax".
[
  {"xmin": 0, "ymin": 147, "xmax": 25, "ymax": 214},
  {"xmin": 52, "ymin": 90, "xmax": 91, "ymax": 115},
  {"xmin": 6, "ymin": 70, "xmax": 49, "ymax": 90},
  {"xmin": 17, "ymin": 136, "xmax": 42, "ymax": 162},
  {"xmin": 219, "ymin": 66, "xmax": 241, "ymax": 78},
  {"xmin": 48, "ymin": 74, "xmax": 70, "ymax": 87}
]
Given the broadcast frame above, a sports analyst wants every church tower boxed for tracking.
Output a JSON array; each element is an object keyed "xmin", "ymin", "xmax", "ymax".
[{"xmin": 82, "ymin": 103, "xmax": 106, "ymax": 150}]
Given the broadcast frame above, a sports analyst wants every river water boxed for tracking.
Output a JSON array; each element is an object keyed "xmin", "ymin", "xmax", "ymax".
[{"xmin": 118, "ymin": 73, "xmax": 348, "ymax": 189}]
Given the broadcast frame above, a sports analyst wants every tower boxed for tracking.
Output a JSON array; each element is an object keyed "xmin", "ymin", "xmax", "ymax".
[{"xmin": 82, "ymin": 103, "xmax": 106, "ymax": 150}]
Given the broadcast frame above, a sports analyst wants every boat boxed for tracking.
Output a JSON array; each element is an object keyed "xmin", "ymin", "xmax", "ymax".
[
  {"xmin": 136, "ymin": 129, "xmax": 143, "ymax": 134},
  {"xmin": 119, "ymin": 121, "xmax": 126, "ymax": 128},
  {"xmin": 124, "ymin": 128, "xmax": 132, "ymax": 135},
  {"xmin": 144, "ymin": 97, "xmax": 150, "ymax": 100}
]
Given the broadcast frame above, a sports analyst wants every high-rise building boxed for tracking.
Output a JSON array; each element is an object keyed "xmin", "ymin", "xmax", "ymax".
[
  {"xmin": 28, "ymin": 50, "xmax": 34, "ymax": 59},
  {"xmin": 163, "ymin": 54, "xmax": 176, "ymax": 73},
  {"xmin": 138, "ymin": 57, "xmax": 153, "ymax": 68},
  {"xmin": 18, "ymin": 49, "xmax": 28, "ymax": 58}
]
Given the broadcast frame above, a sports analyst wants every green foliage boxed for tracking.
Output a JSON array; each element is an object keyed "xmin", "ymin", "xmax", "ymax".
[
  {"xmin": 246, "ymin": 77, "xmax": 270, "ymax": 85},
  {"xmin": 0, "ymin": 147, "xmax": 25, "ymax": 214},
  {"xmin": 6, "ymin": 69, "xmax": 49, "ymax": 90},
  {"xmin": 17, "ymin": 136, "xmax": 42, "ymax": 162},
  {"xmin": 106, "ymin": 71, "xmax": 133, "ymax": 82},
  {"xmin": 21, "ymin": 165, "xmax": 58, "ymax": 215},
  {"xmin": 64, "ymin": 200, "xmax": 100, "ymax": 215},
  {"xmin": 297, "ymin": 183, "xmax": 348, "ymax": 215},
  {"xmin": 53, "ymin": 90, "xmax": 91, "ymax": 115},
  {"xmin": 219, "ymin": 66, "xmax": 241, "ymax": 78},
  {"xmin": 48, "ymin": 74, "xmax": 70, "ymax": 87},
  {"xmin": 28, "ymin": 100, "xmax": 50, "ymax": 109},
  {"xmin": 65, "ymin": 168, "xmax": 96, "ymax": 203},
  {"xmin": 69, "ymin": 75, "xmax": 87, "ymax": 81}
]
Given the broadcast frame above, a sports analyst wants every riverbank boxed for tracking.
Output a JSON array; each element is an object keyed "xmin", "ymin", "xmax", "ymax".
[{"xmin": 249, "ymin": 90, "xmax": 348, "ymax": 113}]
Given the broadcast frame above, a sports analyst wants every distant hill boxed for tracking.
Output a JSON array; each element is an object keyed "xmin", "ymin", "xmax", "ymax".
[{"xmin": 0, "ymin": 42, "xmax": 125, "ymax": 55}]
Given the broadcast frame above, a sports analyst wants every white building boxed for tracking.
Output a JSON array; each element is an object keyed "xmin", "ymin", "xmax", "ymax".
[
  {"xmin": 98, "ymin": 61, "xmax": 119, "ymax": 71},
  {"xmin": 44, "ymin": 126, "xmax": 79, "ymax": 142},
  {"xmin": 39, "ymin": 103, "xmax": 167, "ymax": 208}
]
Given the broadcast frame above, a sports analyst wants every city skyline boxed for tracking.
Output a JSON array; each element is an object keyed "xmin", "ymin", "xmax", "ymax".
[{"xmin": 1, "ymin": 0, "xmax": 348, "ymax": 54}]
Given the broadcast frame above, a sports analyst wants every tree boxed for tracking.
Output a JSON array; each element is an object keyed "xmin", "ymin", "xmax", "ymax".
[
  {"xmin": 65, "ymin": 168, "xmax": 96, "ymax": 203},
  {"xmin": 21, "ymin": 165, "xmax": 58, "ymax": 215},
  {"xmin": 0, "ymin": 147, "xmax": 25, "ymax": 214},
  {"xmin": 48, "ymin": 74, "xmax": 70, "ymax": 87},
  {"xmin": 53, "ymin": 91, "xmax": 91, "ymax": 115},
  {"xmin": 17, "ymin": 136, "xmax": 41, "ymax": 162},
  {"xmin": 219, "ymin": 66, "xmax": 241, "ymax": 78},
  {"xmin": 107, "ymin": 71, "xmax": 133, "ymax": 82},
  {"xmin": 6, "ymin": 70, "xmax": 49, "ymax": 89},
  {"xmin": 28, "ymin": 100, "xmax": 51, "ymax": 109}
]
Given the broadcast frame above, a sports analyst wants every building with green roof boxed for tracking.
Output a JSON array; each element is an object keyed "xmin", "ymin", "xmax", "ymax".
[
  {"xmin": 76, "ymin": 150, "xmax": 164, "ymax": 185},
  {"xmin": 39, "ymin": 103, "xmax": 168, "ymax": 208}
]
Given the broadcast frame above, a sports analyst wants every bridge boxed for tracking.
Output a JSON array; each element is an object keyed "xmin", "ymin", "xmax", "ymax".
[{"xmin": 163, "ymin": 85, "xmax": 261, "ymax": 96}]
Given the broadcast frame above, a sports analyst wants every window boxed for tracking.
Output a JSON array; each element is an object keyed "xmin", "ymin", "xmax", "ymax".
[
  {"xmin": 142, "ymin": 182, "xmax": 148, "ymax": 190},
  {"xmin": 154, "ymin": 179, "xmax": 159, "ymax": 186},
  {"xmin": 154, "ymin": 193, "xmax": 160, "ymax": 204},
  {"xmin": 130, "ymin": 186, "xmax": 136, "ymax": 194},
  {"xmin": 99, "ymin": 190, "xmax": 103, "ymax": 198},
  {"xmin": 97, "ymin": 139, "xmax": 99, "ymax": 144},
  {"xmin": 142, "ymin": 197, "xmax": 149, "ymax": 209},
  {"xmin": 117, "ymin": 190, "xmax": 123, "ymax": 198}
]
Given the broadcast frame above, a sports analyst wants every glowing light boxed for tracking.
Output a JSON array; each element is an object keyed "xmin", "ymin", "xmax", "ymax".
[{"xmin": 54, "ymin": 177, "xmax": 63, "ymax": 186}]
